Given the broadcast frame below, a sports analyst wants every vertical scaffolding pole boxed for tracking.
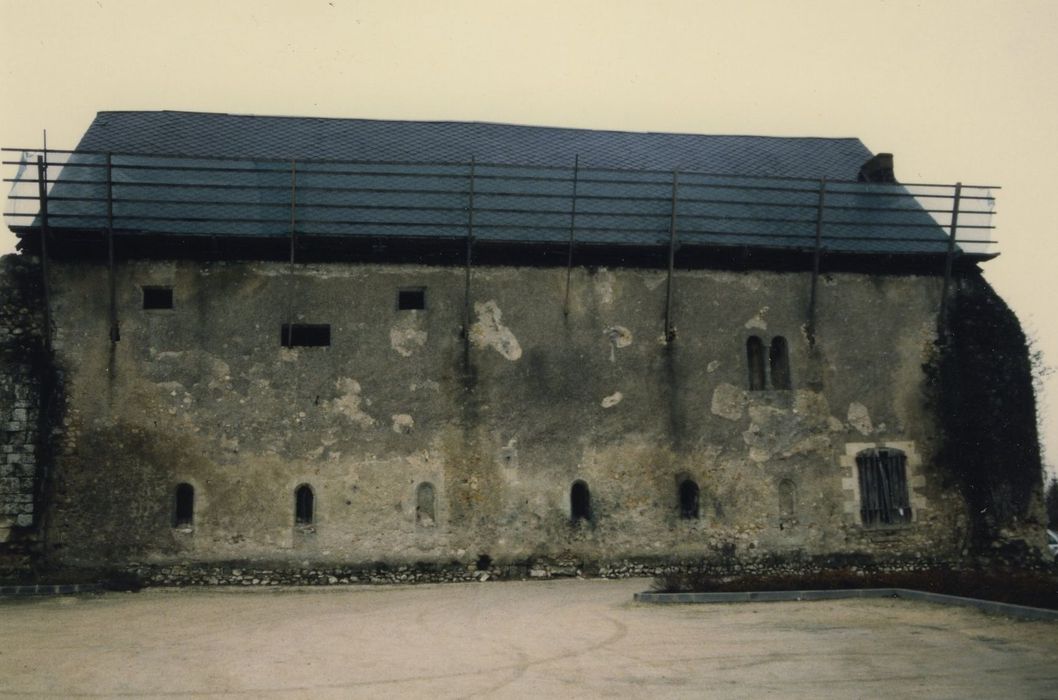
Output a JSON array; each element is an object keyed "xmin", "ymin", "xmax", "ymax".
[
  {"xmin": 106, "ymin": 153, "xmax": 119, "ymax": 342},
  {"xmin": 938, "ymin": 182, "xmax": 962, "ymax": 337},
  {"xmin": 289, "ymin": 160, "xmax": 298, "ymax": 265},
  {"xmin": 664, "ymin": 170, "xmax": 680, "ymax": 342},
  {"xmin": 283, "ymin": 160, "xmax": 297, "ymax": 345},
  {"xmin": 462, "ymin": 158, "xmax": 476, "ymax": 369},
  {"xmin": 563, "ymin": 155, "xmax": 580, "ymax": 316},
  {"xmin": 807, "ymin": 178, "xmax": 826, "ymax": 346},
  {"xmin": 35, "ymin": 155, "xmax": 52, "ymax": 353}
]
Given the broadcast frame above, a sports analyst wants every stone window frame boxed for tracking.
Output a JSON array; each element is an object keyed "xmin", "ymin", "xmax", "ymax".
[
  {"xmin": 746, "ymin": 334, "xmax": 792, "ymax": 391},
  {"xmin": 840, "ymin": 441, "xmax": 928, "ymax": 527}
]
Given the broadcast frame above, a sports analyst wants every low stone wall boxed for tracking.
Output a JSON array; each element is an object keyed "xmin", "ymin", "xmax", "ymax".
[{"xmin": 113, "ymin": 553, "xmax": 968, "ymax": 588}]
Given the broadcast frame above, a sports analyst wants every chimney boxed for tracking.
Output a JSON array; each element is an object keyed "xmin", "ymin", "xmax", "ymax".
[{"xmin": 857, "ymin": 153, "xmax": 896, "ymax": 183}]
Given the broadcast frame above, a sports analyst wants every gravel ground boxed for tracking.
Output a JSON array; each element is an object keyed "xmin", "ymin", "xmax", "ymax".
[{"xmin": 1, "ymin": 577, "xmax": 1056, "ymax": 698}]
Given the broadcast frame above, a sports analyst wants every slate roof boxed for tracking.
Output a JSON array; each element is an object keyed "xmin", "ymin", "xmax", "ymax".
[
  {"xmin": 76, "ymin": 111, "xmax": 872, "ymax": 179},
  {"xmin": 9, "ymin": 111, "xmax": 977, "ymax": 256}
]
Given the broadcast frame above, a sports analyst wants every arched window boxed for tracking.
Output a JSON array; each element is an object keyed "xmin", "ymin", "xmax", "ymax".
[
  {"xmin": 746, "ymin": 336, "xmax": 766, "ymax": 390},
  {"xmin": 778, "ymin": 479, "xmax": 796, "ymax": 520},
  {"xmin": 173, "ymin": 483, "xmax": 194, "ymax": 528},
  {"xmin": 856, "ymin": 448, "xmax": 912, "ymax": 526},
  {"xmin": 770, "ymin": 336, "xmax": 791, "ymax": 389},
  {"xmin": 571, "ymin": 480, "xmax": 591, "ymax": 522},
  {"xmin": 678, "ymin": 479, "xmax": 700, "ymax": 519},
  {"xmin": 295, "ymin": 484, "xmax": 314, "ymax": 525},
  {"xmin": 416, "ymin": 482, "xmax": 436, "ymax": 526}
]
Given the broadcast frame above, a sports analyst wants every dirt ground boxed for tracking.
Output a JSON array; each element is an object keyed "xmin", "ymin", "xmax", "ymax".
[{"xmin": 1, "ymin": 578, "xmax": 1056, "ymax": 699}]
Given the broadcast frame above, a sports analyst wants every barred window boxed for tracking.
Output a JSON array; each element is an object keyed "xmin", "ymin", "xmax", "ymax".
[{"xmin": 856, "ymin": 448, "xmax": 912, "ymax": 526}]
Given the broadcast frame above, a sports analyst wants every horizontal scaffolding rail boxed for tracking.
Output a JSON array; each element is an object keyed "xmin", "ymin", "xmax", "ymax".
[{"xmin": 3, "ymin": 147, "xmax": 997, "ymax": 256}]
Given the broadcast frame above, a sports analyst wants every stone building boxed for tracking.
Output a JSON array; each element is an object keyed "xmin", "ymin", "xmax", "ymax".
[{"xmin": 0, "ymin": 111, "xmax": 1047, "ymax": 583}]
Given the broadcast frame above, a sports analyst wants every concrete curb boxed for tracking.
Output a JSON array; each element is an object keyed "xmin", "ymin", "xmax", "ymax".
[
  {"xmin": 634, "ymin": 588, "xmax": 1058, "ymax": 622},
  {"xmin": 0, "ymin": 583, "xmax": 99, "ymax": 596}
]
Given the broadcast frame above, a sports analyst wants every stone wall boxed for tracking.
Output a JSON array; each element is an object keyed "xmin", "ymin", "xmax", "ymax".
[
  {"xmin": 31, "ymin": 257, "xmax": 1006, "ymax": 578},
  {"xmin": 0, "ymin": 255, "xmax": 52, "ymax": 576}
]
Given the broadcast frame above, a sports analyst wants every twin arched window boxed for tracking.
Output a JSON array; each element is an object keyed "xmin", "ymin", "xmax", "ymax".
[{"xmin": 747, "ymin": 335, "xmax": 790, "ymax": 390}]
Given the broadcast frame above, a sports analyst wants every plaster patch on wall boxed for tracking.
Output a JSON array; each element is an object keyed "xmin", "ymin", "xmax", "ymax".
[
  {"xmin": 601, "ymin": 391, "xmax": 623, "ymax": 408},
  {"xmin": 744, "ymin": 306, "xmax": 770, "ymax": 330},
  {"xmin": 643, "ymin": 274, "xmax": 667, "ymax": 291},
  {"xmin": 847, "ymin": 402, "xmax": 873, "ymax": 435},
  {"xmin": 499, "ymin": 438, "xmax": 518, "ymax": 469},
  {"xmin": 391, "ymin": 414, "xmax": 414, "ymax": 434},
  {"xmin": 470, "ymin": 300, "xmax": 522, "ymax": 360},
  {"xmin": 707, "ymin": 360, "xmax": 720, "ymax": 373},
  {"xmin": 604, "ymin": 326, "xmax": 633, "ymax": 361},
  {"xmin": 594, "ymin": 269, "xmax": 615, "ymax": 305},
  {"xmin": 711, "ymin": 383, "xmax": 746, "ymax": 421},
  {"xmin": 389, "ymin": 320, "xmax": 428, "ymax": 357},
  {"xmin": 331, "ymin": 378, "xmax": 376, "ymax": 428}
]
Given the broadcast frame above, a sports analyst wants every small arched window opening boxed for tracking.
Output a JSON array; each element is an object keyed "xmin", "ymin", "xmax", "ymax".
[
  {"xmin": 856, "ymin": 448, "xmax": 912, "ymax": 527},
  {"xmin": 295, "ymin": 484, "xmax": 314, "ymax": 525},
  {"xmin": 681, "ymin": 480, "xmax": 698, "ymax": 518},
  {"xmin": 173, "ymin": 483, "xmax": 194, "ymax": 528},
  {"xmin": 571, "ymin": 480, "xmax": 591, "ymax": 522},
  {"xmin": 746, "ymin": 336, "xmax": 766, "ymax": 391},
  {"xmin": 416, "ymin": 482, "xmax": 436, "ymax": 526},
  {"xmin": 770, "ymin": 336, "xmax": 791, "ymax": 389},
  {"xmin": 678, "ymin": 479, "xmax": 700, "ymax": 519},
  {"xmin": 778, "ymin": 479, "xmax": 796, "ymax": 521}
]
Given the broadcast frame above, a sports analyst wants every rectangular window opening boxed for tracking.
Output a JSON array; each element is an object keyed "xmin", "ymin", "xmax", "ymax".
[
  {"xmin": 281, "ymin": 323, "xmax": 331, "ymax": 347},
  {"xmin": 398, "ymin": 288, "xmax": 426, "ymax": 311},
  {"xmin": 143, "ymin": 286, "xmax": 174, "ymax": 310}
]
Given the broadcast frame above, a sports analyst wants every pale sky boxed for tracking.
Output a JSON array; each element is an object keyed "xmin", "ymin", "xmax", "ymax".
[{"xmin": 2, "ymin": 0, "xmax": 1056, "ymax": 478}]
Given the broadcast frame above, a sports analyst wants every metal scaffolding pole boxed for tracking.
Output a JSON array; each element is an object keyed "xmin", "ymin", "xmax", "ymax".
[
  {"xmin": 106, "ymin": 153, "xmax": 119, "ymax": 342},
  {"xmin": 35, "ymin": 155, "xmax": 52, "ymax": 353},
  {"xmin": 462, "ymin": 158, "xmax": 476, "ymax": 369},
  {"xmin": 938, "ymin": 182, "xmax": 963, "ymax": 338},
  {"xmin": 807, "ymin": 178, "xmax": 826, "ymax": 346},
  {"xmin": 563, "ymin": 155, "xmax": 580, "ymax": 316},
  {"xmin": 664, "ymin": 170, "xmax": 680, "ymax": 342}
]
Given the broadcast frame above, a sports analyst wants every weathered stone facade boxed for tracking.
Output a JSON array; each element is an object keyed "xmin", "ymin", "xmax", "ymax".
[
  {"xmin": 5, "ymin": 257, "xmax": 991, "ymax": 573},
  {"xmin": 0, "ymin": 249, "xmax": 1050, "ymax": 582}
]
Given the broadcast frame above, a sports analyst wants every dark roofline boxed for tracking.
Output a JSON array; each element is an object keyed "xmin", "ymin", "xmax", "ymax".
[{"xmin": 12, "ymin": 229, "xmax": 996, "ymax": 274}]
